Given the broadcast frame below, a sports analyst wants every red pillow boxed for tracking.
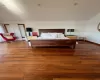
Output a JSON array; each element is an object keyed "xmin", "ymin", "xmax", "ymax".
[{"xmin": 32, "ymin": 32, "xmax": 38, "ymax": 36}]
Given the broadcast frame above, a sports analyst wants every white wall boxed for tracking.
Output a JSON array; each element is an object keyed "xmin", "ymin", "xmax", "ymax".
[
  {"xmin": 24, "ymin": 21, "xmax": 86, "ymax": 37},
  {"xmin": 1, "ymin": 21, "xmax": 86, "ymax": 37},
  {"xmin": 6, "ymin": 24, "xmax": 24, "ymax": 40},
  {"xmin": 0, "ymin": 21, "xmax": 87, "ymax": 41},
  {"xmin": 0, "ymin": 24, "xmax": 5, "ymax": 42},
  {"xmin": 85, "ymin": 13, "xmax": 100, "ymax": 44},
  {"xmin": 1, "ymin": 17, "xmax": 100, "ymax": 44}
]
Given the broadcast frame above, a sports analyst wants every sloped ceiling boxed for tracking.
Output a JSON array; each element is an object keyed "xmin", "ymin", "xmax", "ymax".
[{"xmin": 0, "ymin": 0, "xmax": 100, "ymax": 22}]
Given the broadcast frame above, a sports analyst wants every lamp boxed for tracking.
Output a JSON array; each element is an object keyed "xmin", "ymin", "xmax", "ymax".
[
  {"xmin": 67, "ymin": 29, "xmax": 75, "ymax": 35},
  {"xmin": 26, "ymin": 28, "xmax": 33, "ymax": 36}
]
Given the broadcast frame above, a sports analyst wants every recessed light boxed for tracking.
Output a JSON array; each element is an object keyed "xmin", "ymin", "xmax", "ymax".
[
  {"xmin": 74, "ymin": 2, "xmax": 78, "ymax": 6},
  {"xmin": 37, "ymin": 4, "xmax": 41, "ymax": 6}
]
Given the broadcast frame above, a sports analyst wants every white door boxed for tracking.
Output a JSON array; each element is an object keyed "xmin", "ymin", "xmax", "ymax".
[{"xmin": 18, "ymin": 25, "xmax": 26, "ymax": 40}]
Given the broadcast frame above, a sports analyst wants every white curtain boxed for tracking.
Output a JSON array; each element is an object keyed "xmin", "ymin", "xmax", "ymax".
[{"xmin": 0, "ymin": 25, "xmax": 5, "ymax": 42}]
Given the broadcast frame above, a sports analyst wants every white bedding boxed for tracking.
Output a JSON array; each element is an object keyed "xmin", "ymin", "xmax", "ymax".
[
  {"xmin": 37, "ymin": 33, "xmax": 69, "ymax": 39},
  {"xmin": 37, "ymin": 37, "xmax": 69, "ymax": 39}
]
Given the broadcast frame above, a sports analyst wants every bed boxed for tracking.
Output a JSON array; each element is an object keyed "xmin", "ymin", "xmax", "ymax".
[{"xmin": 30, "ymin": 29, "xmax": 76, "ymax": 49}]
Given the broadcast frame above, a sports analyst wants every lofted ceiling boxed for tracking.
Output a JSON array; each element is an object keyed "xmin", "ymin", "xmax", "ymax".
[{"xmin": 0, "ymin": 0, "xmax": 100, "ymax": 22}]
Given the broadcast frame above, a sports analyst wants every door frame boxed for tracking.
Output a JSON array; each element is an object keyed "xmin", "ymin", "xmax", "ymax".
[
  {"xmin": 18, "ymin": 24, "xmax": 27, "ymax": 38},
  {"xmin": 3, "ymin": 24, "xmax": 9, "ymax": 33}
]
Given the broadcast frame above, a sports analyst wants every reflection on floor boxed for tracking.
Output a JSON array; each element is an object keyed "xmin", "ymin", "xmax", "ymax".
[{"xmin": 0, "ymin": 41, "xmax": 100, "ymax": 80}]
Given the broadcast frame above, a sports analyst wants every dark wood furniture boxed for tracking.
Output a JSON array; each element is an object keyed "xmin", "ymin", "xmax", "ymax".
[
  {"xmin": 39, "ymin": 29, "xmax": 65, "ymax": 36},
  {"xmin": 66, "ymin": 35, "xmax": 77, "ymax": 39},
  {"xmin": 30, "ymin": 29, "xmax": 77, "ymax": 49},
  {"xmin": 30, "ymin": 39, "xmax": 76, "ymax": 49}
]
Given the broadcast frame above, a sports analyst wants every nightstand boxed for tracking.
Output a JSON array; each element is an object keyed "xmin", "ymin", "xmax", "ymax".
[
  {"xmin": 66, "ymin": 35, "xmax": 77, "ymax": 39},
  {"xmin": 78, "ymin": 37, "xmax": 86, "ymax": 41},
  {"xmin": 27, "ymin": 36, "xmax": 37, "ymax": 40}
]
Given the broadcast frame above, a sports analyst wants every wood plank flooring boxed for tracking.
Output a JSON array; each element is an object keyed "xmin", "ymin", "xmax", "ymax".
[{"xmin": 0, "ymin": 41, "xmax": 100, "ymax": 80}]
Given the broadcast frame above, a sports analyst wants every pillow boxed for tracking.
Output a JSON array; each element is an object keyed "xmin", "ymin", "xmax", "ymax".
[
  {"xmin": 49, "ymin": 33, "xmax": 58, "ymax": 38},
  {"xmin": 40, "ymin": 33, "xmax": 65, "ymax": 39},
  {"xmin": 41, "ymin": 33, "xmax": 58, "ymax": 39},
  {"xmin": 3, "ymin": 33, "xmax": 10, "ymax": 36},
  {"xmin": 41, "ymin": 33, "xmax": 50, "ymax": 38},
  {"xmin": 57, "ymin": 33, "xmax": 65, "ymax": 38},
  {"xmin": 4, "ymin": 36, "xmax": 13, "ymax": 39}
]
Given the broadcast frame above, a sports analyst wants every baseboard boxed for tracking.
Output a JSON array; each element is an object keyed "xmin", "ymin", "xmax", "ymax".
[{"xmin": 85, "ymin": 40, "xmax": 100, "ymax": 46}]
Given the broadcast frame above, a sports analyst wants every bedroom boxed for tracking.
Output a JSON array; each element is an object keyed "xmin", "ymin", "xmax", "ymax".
[{"xmin": 0, "ymin": 0, "xmax": 100, "ymax": 80}]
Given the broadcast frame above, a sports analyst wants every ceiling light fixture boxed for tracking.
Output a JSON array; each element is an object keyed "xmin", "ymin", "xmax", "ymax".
[
  {"xmin": 74, "ymin": 2, "xmax": 78, "ymax": 6},
  {"xmin": 73, "ymin": 0, "xmax": 78, "ymax": 6},
  {"xmin": 37, "ymin": 4, "xmax": 41, "ymax": 7}
]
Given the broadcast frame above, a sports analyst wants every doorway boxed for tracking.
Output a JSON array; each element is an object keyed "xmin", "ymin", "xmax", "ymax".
[
  {"xmin": 3, "ymin": 24, "xmax": 9, "ymax": 33},
  {"xmin": 18, "ymin": 24, "xmax": 26, "ymax": 40}
]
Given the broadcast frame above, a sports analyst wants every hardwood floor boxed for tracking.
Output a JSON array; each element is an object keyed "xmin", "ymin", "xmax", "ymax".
[{"xmin": 0, "ymin": 41, "xmax": 100, "ymax": 80}]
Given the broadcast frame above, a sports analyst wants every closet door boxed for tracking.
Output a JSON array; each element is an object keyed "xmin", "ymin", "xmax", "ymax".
[{"xmin": 18, "ymin": 25, "xmax": 26, "ymax": 40}]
